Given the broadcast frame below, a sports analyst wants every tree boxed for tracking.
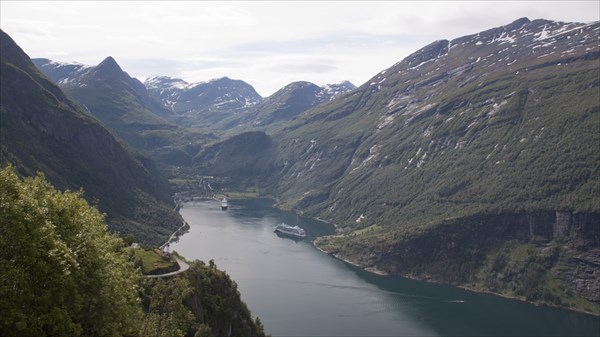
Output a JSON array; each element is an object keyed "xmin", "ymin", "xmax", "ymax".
[
  {"xmin": 139, "ymin": 277, "xmax": 195, "ymax": 337},
  {"xmin": 194, "ymin": 324, "xmax": 214, "ymax": 337},
  {"xmin": 123, "ymin": 233, "xmax": 136, "ymax": 247},
  {"xmin": 0, "ymin": 166, "xmax": 141, "ymax": 336}
]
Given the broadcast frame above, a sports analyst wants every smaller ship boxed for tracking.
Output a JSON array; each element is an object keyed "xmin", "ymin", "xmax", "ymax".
[
  {"xmin": 274, "ymin": 223, "xmax": 306, "ymax": 240},
  {"xmin": 221, "ymin": 198, "xmax": 228, "ymax": 210}
]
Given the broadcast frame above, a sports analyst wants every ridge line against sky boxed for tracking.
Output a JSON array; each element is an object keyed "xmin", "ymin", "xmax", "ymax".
[{"xmin": 1, "ymin": 1, "xmax": 599, "ymax": 96}]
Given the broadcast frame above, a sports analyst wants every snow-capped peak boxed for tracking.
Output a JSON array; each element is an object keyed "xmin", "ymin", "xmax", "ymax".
[{"xmin": 144, "ymin": 75, "xmax": 189, "ymax": 90}]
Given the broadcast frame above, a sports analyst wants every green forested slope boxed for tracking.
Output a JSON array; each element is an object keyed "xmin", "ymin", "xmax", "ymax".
[
  {"xmin": 193, "ymin": 18, "xmax": 600, "ymax": 313},
  {"xmin": 0, "ymin": 30, "xmax": 181, "ymax": 244},
  {"xmin": 0, "ymin": 167, "xmax": 267, "ymax": 337},
  {"xmin": 271, "ymin": 19, "xmax": 599, "ymax": 220},
  {"xmin": 277, "ymin": 19, "xmax": 600, "ymax": 312}
]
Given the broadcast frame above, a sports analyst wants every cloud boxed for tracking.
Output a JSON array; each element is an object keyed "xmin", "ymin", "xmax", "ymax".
[
  {"xmin": 1, "ymin": 1, "xmax": 598, "ymax": 96},
  {"xmin": 44, "ymin": 50, "xmax": 69, "ymax": 57},
  {"xmin": 262, "ymin": 62, "xmax": 338, "ymax": 74}
]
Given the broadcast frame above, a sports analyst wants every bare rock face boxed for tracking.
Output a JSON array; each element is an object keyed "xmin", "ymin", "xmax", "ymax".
[
  {"xmin": 559, "ymin": 249, "xmax": 600, "ymax": 302},
  {"xmin": 363, "ymin": 211, "xmax": 599, "ymax": 308}
]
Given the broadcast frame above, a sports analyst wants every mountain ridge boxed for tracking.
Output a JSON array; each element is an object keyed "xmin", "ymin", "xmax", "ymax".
[
  {"xmin": 34, "ymin": 57, "xmax": 357, "ymax": 133},
  {"xmin": 234, "ymin": 80, "xmax": 356, "ymax": 128},
  {"xmin": 1, "ymin": 29, "xmax": 182, "ymax": 245},
  {"xmin": 143, "ymin": 75, "xmax": 262, "ymax": 129},
  {"xmin": 192, "ymin": 17, "xmax": 600, "ymax": 314},
  {"xmin": 143, "ymin": 74, "xmax": 355, "ymax": 130},
  {"xmin": 32, "ymin": 56, "xmax": 213, "ymax": 167},
  {"xmin": 11, "ymin": 16, "xmax": 600, "ymax": 314}
]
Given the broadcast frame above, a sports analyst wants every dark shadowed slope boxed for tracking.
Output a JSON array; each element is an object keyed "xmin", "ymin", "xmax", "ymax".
[{"xmin": 1, "ymin": 29, "xmax": 181, "ymax": 244}]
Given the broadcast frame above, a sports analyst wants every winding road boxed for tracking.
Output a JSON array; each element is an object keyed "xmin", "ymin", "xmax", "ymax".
[{"xmin": 144, "ymin": 256, "xmax": 190, "ymax": 278}]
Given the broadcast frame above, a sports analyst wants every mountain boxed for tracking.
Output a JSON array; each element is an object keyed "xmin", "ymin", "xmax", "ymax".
[
  {"xmin": 145, "ymin": 75, "xmax": 262, "ymax": 129},
  {"xmin": 31, "ymin": 58, "xmax": 91, "ymax": 84},
  {"xmin": 320, "ymin": 80, "xmax": 357, "ymax": 100},
  {"xmin": 1, "ymin": 29, "xmax": 182, "ymax": 245},
  {"xmin": 32, "ymin": 57, "xmax": 209, "ymax": 166},
  {"xmin": 195, "ymin": 18, "xmax": 600, "ymax": 313},
  {"xmin": 144, "ymin": 76, "xmax": 355, "ymax": 130},
  {"xmin": 192, "ymin": 131, "xmax": 276, "ymax": 186},
  {"xmin": 33, "ymin": 57, "xmax": 171, "ymax": 118},
  {"xmin": 235, "ymin": 80, "xmax": 356, "ymax": 128}
]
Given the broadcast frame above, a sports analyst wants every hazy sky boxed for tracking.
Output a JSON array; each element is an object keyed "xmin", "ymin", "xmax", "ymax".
[{"xmin": 1, "ymin": 1, "xmax": 598, "ymax": 96}]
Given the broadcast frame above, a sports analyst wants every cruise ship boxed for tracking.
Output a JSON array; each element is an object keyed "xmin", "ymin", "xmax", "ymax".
[
  {"xmin": 274, "ymin": 223, "xmax": 306, "ymax": 240},
  {"xmin": 221, "ymin": 198, "xmax": 228, "ymax": 210}
]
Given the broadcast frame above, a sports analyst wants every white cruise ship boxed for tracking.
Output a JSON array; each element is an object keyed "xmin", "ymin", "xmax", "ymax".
[{"xmin": 274, "ymin": 223, "xmax": 306, "ymax": 239}]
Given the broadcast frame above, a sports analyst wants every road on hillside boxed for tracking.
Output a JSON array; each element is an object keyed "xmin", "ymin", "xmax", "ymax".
[{"xmin": 144, "ymin": 256, "xmax": 190, "ymax": 278}]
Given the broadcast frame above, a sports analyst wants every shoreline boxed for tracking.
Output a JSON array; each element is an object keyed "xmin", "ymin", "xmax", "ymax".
[
  {"xmin": 312, "ymin": 238, "xmax": 600, "ymax": 317},
  {"xmin": 173, "ymin": 197, "xmax": 599, "ymax": 318},
  {"xmin": 159, "ymin": 220, "xmax": 190, "ymax": 251},
  {"xmin": 312, "ymin": 242, "xmax": 387, "ymax": 276}
]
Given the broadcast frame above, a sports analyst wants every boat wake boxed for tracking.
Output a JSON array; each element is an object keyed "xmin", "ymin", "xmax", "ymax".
[{"xmin": 283, "ymin": 279, "xmax": 465, "ymax": 303}]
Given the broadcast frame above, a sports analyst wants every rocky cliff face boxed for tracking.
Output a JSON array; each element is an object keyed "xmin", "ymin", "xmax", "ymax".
[
  {"xmin": 379, "ymin": 211, "xmax": 598, "ymax": 274},
  {"xmin": 267, "ymin": 17, "xmax": 599, "ymax": 226},
  {"xmin": 183, "ymin": 260, "xmax": 266, "ymax": 337},
  {"xmin": 317, "ymin": 211, "xmax": 599, "ymax": 314}
]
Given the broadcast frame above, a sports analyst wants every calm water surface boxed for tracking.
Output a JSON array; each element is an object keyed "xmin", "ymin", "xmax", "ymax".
[{"xmin": 171, "ymin": 199, "xmax": 599, "ymax": 337}]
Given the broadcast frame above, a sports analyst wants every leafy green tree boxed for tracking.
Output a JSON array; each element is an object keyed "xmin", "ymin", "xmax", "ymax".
[
  {"xmin": 123, "ymin": 233, "xmax": 136, "ymax": 247},
  {"xmin": 194, "ymin": 324, "xmax": 214, "ymax": 337},
  {"xmin": 0, "ymin": 166, "xmax": 141, "ymax": 337},
  {"xmin": 140, "ymin": 277, "xmax": 195, "ymax": 337}
]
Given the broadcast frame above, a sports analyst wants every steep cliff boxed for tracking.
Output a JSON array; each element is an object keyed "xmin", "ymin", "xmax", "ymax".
[
  {"xmin": 140, "ymin": 260, "xmax": 267, "ymax": 337},
  {"xmin": 0, "ymin": 30, "xmax": 181, "ymax": 245},
  {"xmin": 183, "ymin": 260, "xmax": 267, "ymax": 337},
  {"xmin": 317, "ymin": 211, "xmax": 600, "ymax": 314}
]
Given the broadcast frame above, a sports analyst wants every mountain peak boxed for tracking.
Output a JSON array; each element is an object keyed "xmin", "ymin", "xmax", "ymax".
[
  {"xmin": 210, "ymin": 76, "xmax": 231, "ymax": 82},
  {"xmin": 283, "ymin": 81, "xmax": 319, "ymax": 90},
  {"xmin": 144, "ymin": 75, "xmax": 189, "ymax": 90},
  {"xmin": 324, "ymin": 80, "xmax": 356, "ymax": 90},
  {"xmin": 505, "ymin": 17, "xmax": 531, "ymax": 31},
  {"xmin": 321, "ymin": 81, "xmax": 357, "ymax": 100},
  {"xmin": 403, "ymin": 39, "xmax": 450, "ymax": 69},
  {"xmin": 96, "ymin": 56, "xmax": 123, "ymax": 74},
  {"xmin": 31, "ymin": 58, "xmax": 52, "ymax": 66}
]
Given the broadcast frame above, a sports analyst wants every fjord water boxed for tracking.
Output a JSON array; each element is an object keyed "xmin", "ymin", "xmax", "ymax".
[{"xmin": 171, "ymin": 199, "xmax": 599, "ymax": 337}]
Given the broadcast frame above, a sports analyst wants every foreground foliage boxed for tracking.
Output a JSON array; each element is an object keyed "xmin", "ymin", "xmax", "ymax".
[
  {"xmin": 139, "ymin": 259, "xmax": 268, "ymax": 337},
  {"xmin": 0, "ymin": 166, "xmax": 269, "ymax": 336},
  {"xmin": 0, "ymin": 166, "xmax": 141, "ymax": 336}
]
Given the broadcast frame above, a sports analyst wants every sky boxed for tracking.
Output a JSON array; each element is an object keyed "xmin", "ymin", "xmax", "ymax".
[{"xmin": 1, "ymin": 1, "xmax": 599, "ymax": 97}]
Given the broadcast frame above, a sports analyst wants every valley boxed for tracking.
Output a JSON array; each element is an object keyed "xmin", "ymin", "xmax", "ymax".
[
  {"xmin": 167, "ymin": 18, "xmax": 599, "ymax": 315},
  {"xmin": 1, "ymin": 13, "xmax": 599, "ymax": 337}
]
